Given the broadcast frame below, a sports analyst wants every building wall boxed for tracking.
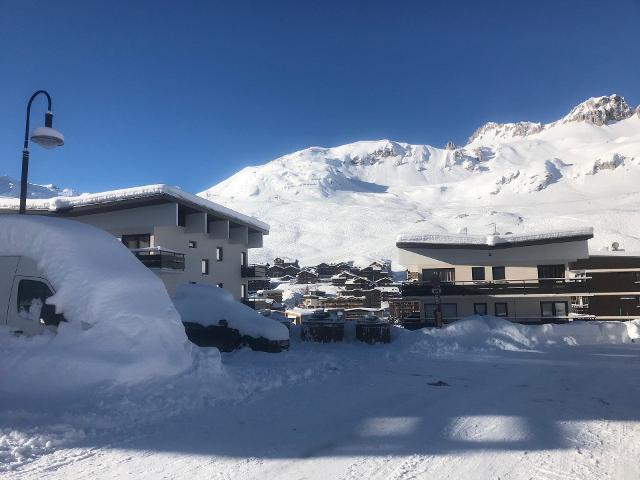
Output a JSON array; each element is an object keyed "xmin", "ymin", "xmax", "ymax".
[
  {"xmin": 67, "ymin": 203, "xmax": 253, "ymax": 300},
  {"xmin": 399, "ymin": 240, "xmax": 590, "ymax": 278}
]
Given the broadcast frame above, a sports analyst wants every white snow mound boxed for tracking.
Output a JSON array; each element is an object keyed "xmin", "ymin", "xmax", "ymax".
[
  {"xmin": 401, "ymin": 316, "xmax": 640, "ymax": 353},
  {"xmin": 172, "ymin": 283, "xmax": 289, "ymax": 341},
  {"xmin": 0, "ymin": 215, "xmax": 193, "ymax": 390}
]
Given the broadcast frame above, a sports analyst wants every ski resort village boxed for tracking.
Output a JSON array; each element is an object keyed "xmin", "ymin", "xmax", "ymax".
[{"xmin": 2, "ymin": 3, "xmax": 640, "ymax": 479}]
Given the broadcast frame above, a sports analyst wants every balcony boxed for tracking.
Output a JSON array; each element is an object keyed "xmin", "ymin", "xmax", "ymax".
[
  {"xmin": 131, "ymin": 247, "xmax": 185, "ymax": 271},
  {"xmin": 401, "ymin": 278, "xmax": 590, "ymax": 297},
  {"xmin": 242, "ymin": 265, "xmax": 267, "ymax": 278}
]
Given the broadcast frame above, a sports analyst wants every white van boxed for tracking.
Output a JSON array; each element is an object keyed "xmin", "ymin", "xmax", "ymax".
[{"xmin": 0, "ymin": 255, "xmax": 65, "ymax": 335}]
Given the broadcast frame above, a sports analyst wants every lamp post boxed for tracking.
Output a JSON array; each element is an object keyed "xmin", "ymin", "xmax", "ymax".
[{"xmin": 19, "ymin": 90, "xmax": 65, "ymax": 214}]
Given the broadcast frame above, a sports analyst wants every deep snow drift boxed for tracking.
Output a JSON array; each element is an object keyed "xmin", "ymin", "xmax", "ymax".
[
  {"xmin": 0, "ymin": 215, "xmax": 193, "ymax": 390},
  {"xmin": 173, "ymin": 283, "xmax": 289, "ymax": 341},
  {"xmin": 200, "ymin": 94, "xmax": 640, "ymax": 266}
]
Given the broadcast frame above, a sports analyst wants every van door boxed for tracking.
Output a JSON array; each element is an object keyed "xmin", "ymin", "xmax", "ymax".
[
  {"xmin": 7, "ymin": 276, "xmax": 61, "ymax": 335},
  {"xmin": 0, "ymin": 256, "xmax": 20, "ymax": 326}
]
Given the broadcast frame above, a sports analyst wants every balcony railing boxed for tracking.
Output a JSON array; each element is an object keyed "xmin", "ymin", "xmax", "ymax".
[
  {"xmin": 401, "ymin": 278, "xmax": 590, "ymax": 297},
  {"xmin": 131, "ymin": 247, "xmax": 185, "ymax": 271},
  {"xmin": 242, "ymin": 265, "xmax": 267, "ymax": 278}
]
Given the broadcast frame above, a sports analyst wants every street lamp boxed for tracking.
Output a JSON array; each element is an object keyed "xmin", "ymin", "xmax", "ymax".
[{"xmin": 19, "ymin": 90, "xmax": 64, "ymax": 214}]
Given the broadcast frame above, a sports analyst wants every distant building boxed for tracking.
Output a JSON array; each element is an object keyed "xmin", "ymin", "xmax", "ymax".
[{"xmin": 297, "ymin": 270, "xmax": 319, "ymax": 284}]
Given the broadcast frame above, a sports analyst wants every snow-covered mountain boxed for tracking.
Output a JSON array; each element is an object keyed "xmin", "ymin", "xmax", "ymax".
[
  {"xmin": 0, "ymin": 175, "xmax": 75, "ymax": 199},
  {"xmin": 200, "ymin": 94, "xmax": 640, "ymax": 267}
]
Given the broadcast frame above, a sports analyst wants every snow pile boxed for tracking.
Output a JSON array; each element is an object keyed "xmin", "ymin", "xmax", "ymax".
[
  {"xmin": 172, "ymin": 283, "xmax": 289, "ymax": 341},
  {"xmin": 397, "ymin": 228, "xmax": 594, "ymax": 247},
  {"xmin": 0, "ymin": 215, "xmax": 193, "ymax": 391},
  {"xmin": 399, "ymin": 316, "xmax": 640, "ymax": 354}
]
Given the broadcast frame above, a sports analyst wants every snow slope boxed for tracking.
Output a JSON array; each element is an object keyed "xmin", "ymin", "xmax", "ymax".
[{"xmin": 200, "ymin": 94, "xmax": 640, "ymax": 267}]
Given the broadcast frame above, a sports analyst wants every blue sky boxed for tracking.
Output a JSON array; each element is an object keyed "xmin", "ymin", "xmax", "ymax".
[{"xmin": 1, "ymin": 0, "xmax": 639, "ymax": 194}]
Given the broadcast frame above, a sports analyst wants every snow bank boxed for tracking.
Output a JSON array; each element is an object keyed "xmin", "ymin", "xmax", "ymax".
[
  {"xmin": 172, "ymin": 284, "xmax": 289, "ymax": 341},
  {"xmin": 400, "ymin": 316, "xmax": 640, "ymax": 353},
  {"xmin": 0, "ymin": 215, "xmax": 193, "ymax": 390}
]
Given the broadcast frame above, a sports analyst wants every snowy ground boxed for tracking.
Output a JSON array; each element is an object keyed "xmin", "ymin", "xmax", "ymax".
[{"xmin": 2, "ymin": 319, "xmax": 640, "ymax": 479}]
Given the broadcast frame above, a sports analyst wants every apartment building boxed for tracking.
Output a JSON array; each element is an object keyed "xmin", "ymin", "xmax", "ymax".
[
  {"xmin": 2, "ymin": 185, "xmax": 268, "ymax": 300},
  {"xmin": 394, "ymin": 229, "xmax": 594, "ymax": 324}
]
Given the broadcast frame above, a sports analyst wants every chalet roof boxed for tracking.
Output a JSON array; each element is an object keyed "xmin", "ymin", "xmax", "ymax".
[{"xmin": 397, "ymin": 228, "xmax": 594, "ymax": 250}]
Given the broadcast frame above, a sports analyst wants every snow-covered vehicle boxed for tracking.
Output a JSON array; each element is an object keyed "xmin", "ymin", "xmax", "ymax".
[
  {"xmin": 0, "ymin": 255, "xmax": 66, "ymax": 335},
  {"xmin": 172, "ymin": 284, "xmax": 290, "ymax": 353}
]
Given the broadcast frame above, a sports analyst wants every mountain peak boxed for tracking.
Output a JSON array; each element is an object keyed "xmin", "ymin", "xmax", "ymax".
[{"xmin": 558, "ymin": 94, "xmax": 633, "ymax": 126}]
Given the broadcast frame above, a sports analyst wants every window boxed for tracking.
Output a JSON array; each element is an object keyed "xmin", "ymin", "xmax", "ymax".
[
  {"xmin": 494, "ymin": 302, "xmax": 508, "ymax": 317},
  {"xmin": 241, "ymin": 284, "xmax": 247, "ymax": 299},
  {"xmin": 188, "ymin": 240, "xmax": 197, "ymax": 249},
  {"xmin": 540, "ymin": 301, "xmax": 569, "ymax": 318},
  {"xmin": 472, "ymin": 267, "xmax": 485, "ymax": 281},
  {"xmin": 422, "ymin": 268, "xmax": 455, "ymax": 283},
  {"xmin": 241, "ymin": 252, "xmax": 247, "ymax": 267},
  {"xmin": 17, "ymin": 280, "xmax": 52, "ymax": 320},
  {"xmin": 473, "ymin": 303, "xmax": 487, "ymax": 315},
  {"xmin": 537, "ymin": 264, "xmax": 565, "ymax": 280},
  {"xmin": 121, "ymin": 234, "xmax": 151, "ymax": 249},
  {"xmin": 201, "ymin": 259, "xmax": 209, "ymax": 275},
  {"xmin": 216, "ymin": 247, "xmax": 223, "ymax": 261},
  {"xmin": 492, "ymin": 266, "xmax": 506, "ymax": 281}
]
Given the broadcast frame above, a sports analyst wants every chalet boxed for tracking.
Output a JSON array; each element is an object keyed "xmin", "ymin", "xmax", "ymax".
[
  {"xmin": 315, "ymin": 262, "xmax": 337, "ymax": 278},
  {"xmin": 0, "ymin": 184, "xmax": 268, "ymax": 300},
  {"xmin": 260, "ymin": 289, "xmax": 284, "ymax": 303},
  {"xmin": 376, "ymin": 286, "xmax": 401, "ymax": 302},
  {"xmin": 320, "ymin": 296, "xmax": 364, "ymax": 309},
  {"xmin": 284, "ymin": 265, "xmax": 301, "ymax": 277},
  {"xmin": 395, "ymin": 228, "xmax": 594, "ymax": 324},
  {"xmin": 268, "ymin": 265, "xmax": 286, "ymax": 278},
  {"xmin": 338, "ymin": 288, "xmax": 381, "ymax": 308},
  {"xmin": 331, "ymin": 270, "xmax": 357, "ymax": 286},
  {"xmin": 344, "ymin": 276, "xmax": 373, "ymax": 290},
  {"xmin": 274, "ymin": 257, "xmax": 299, "ymax": 268},
  {"xmin": 375, "ymin": 277, "xmax": 395, "ymax": 286},
  {"xmin": 297, "ymin": 269, "xmax": 319, "ymax": 284},
  {"xmin": 278, "ymin": 274, "xmax": 296, "ymax": 282},
  {"xmin": 302, "ymin": 295, "xmax": 321, "ymax": 308}
]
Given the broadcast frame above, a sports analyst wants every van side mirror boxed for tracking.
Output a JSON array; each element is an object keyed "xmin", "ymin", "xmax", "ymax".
[{"xmin": 40, "ymin": 304, "xmax": 66, "ymax": 327}]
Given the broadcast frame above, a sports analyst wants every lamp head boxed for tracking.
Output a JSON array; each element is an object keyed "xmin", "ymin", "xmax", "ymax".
[{"xmin": 30, "ymin": 111, "xmax": 64, "ymax": 149}]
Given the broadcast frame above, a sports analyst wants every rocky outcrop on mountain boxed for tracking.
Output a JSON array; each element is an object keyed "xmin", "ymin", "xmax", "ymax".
[
  {"xmin": 0, "ymin": 175, "xmax": 75, "ymax": 199},
  {"xmin": 444, "ymin": 141, "xmax": 457, "ymax": 150},
  {"xmin": 468, "ymin": 121, "xmax": 543, "ymax": 144},
  {"xmin": 558, "ymin": 94, "xmax": 633, "ymax": 126},
  {"xmin": 587, "ymin": 153, "xmax": 626, "ymax": 175}
]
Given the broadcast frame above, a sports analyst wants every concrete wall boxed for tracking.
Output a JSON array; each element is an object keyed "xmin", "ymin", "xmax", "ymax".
[{"xmin": 69, "ymin": 203, "xmax": 255, "ymax": 300}]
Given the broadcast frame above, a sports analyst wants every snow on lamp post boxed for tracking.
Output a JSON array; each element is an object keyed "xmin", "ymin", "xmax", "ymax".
[{"xmin": 19, "ymin": 90, "xmax": 65, "ymax": 214}]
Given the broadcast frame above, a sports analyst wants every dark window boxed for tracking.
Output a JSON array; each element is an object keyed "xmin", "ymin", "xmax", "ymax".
[
  {"xmin": 201, "ymin": 259, "xmax": 209, "ymax": 275},
  {"xmin": 188, "ymin": 241, "xmax": 197, "ymax": 249},
  {"xmin": 492, "ymin": 266, "xmax": 506, "ymax": 281},
  {"xmin": 540, "ymin": 301, "xmax": 569, "ymax": 317},
  {"xmin": 216, "ymin": 247, "xmax": 223, "ymax": 261},
  {"xmin": 18, "ymin": 280, "xmax": 52, "ymax": 318},
  {"xmin": 472, "ymin": 267, "xmax": 485, "ymax": 281},
  {"xmin": 121, "ymin": 234, "xmax": 151, "ymax": 249},
  {"xmin": 474, "ymin": 303, "xmax": 487, "ymax": 315},
  {"xmin": 241, "ymin": 252, "xmax": 247, "ymax": 267},
  {"xmin": 422, "ymin": 268, "xmax": 455, "ymax": 283},
  {"xmin": 17, "ymin": 279, "xmax": 63, "ymax": 326},
  {"xmin": 537, "ymin": 264, "xmax": 565, "ymax": 280},
  {"xmin": 494, "ymin": 302, "xmax": 508, "ymax": 317},
  {"xmin": 189, "ymin": 281, "xmax": 197, "ymax": 284}
]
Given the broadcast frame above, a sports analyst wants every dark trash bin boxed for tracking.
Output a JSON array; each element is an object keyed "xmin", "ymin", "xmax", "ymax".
[
  {"xmin": 301, "ymin": 310, "xmax": 344, "ymax": 343},
  {"xmin": 356, "ymin": 314, "xmax": 391, "ymax": 344}
]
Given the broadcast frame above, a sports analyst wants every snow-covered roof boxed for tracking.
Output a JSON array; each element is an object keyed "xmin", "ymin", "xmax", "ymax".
[
  {"xmin": 397, "ymin": 228, "xmax": 594, "ymax": 249},
  {"xmin": 0, "ymin": 184, "xmax": 269, "ymax": 233}
]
